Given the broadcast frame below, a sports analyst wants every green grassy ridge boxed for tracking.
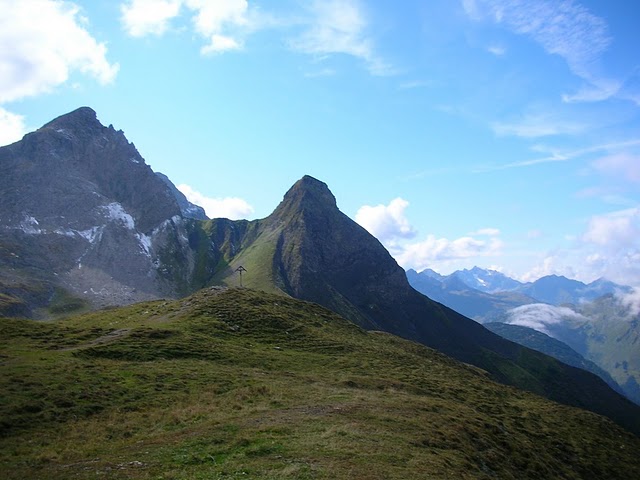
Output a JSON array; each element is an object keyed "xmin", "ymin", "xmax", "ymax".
[{"xmin": 2, "ymin": 288, "xmax": 640, "ymax": 479}]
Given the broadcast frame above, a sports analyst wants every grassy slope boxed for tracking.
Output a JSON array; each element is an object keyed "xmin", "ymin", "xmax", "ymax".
[{"xmin": 2, "ymin": 288, "xmax": 639, "ymax": 480}]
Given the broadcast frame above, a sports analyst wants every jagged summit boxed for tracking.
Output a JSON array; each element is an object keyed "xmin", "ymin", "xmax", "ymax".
[
  {"xmin": 286, "ymin": 175, "xmax": 337, "ymax": 206},
  {"xmin": 40, "ymin": 106, "xmax": 103, "ymax": 133},
  {"xmin": 271, "ymin": 175, "xmax": 338, "ymax": 221},
  {"xmin": 0, "ymin": 106, "xmax": 187, "ymax": 313}
]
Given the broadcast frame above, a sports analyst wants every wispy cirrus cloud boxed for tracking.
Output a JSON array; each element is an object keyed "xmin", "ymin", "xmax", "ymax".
[
  {"xmin": 477, "ymin": 139, "xmax": 640, "ymax": 171},
  {"xmin": 491, "ymin": 113, "xmax": 588, "ymax": 138},
  {"xmin": 487, "ymin": 45, "xmax": 506, "ymax": 56},
  {"xmin": 289, "ymin": 0, "xmax": 393, "ymax": 76},
  {"xmin": 463, "ymin": 0, "xmax": 622, "ymax": 104}
]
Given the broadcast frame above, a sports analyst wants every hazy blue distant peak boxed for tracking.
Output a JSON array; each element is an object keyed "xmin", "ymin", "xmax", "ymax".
[
  {"xmin": 417, "ymin": 268, "xmax": 445, "ymax": 280},
  {"xmin": 520, "ymin": 274, "xmax": 629, "ymax": 305},
  {"xmin": 450, "ymin": 267, "xmax": 523, "ymax": 293},
  {"xmin": 407, "ymin": 267, "xmax": 632, "ymax": 301}
]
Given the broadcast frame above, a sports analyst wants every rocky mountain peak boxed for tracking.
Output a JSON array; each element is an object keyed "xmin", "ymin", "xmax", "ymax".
[
  {"xmin": 40, "ymin": 106, "xmax": 101, "ymax": 131},
  {"xmin": 36, "ymin": 107, "xmax": 116, "ymax": 147},
  {"xmin": 0, "ymin": 106, "xmax": 189, "ymax": 314},
  {"xmin": 274, "ymin": 175, "xmax": 337, "ymax": 217}
]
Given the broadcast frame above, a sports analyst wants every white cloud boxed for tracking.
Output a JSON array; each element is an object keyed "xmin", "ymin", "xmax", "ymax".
[
  {"xmin": 355, "ymin": 198, "xmax": 416, "ymax": 244},
  {"xmin": 506, "ymin": 303, "xmax": 588, "ymax": 335},
  {"xmin": 561, "ymin": 80, "xmax": 621, "ymax": 104},
  {"xmin": 518, "ymin": 208, "xmax": 640, "ymax": 286},
  {"xmin": 519, "ymin": 255, "xmax": 571, "ymax": 283},
  {"xmin": 616, "ymin": 287, "xmax": 640, "ymax": 317},
  {"xmin": 487, "ymin": 45, "xmax": 505, "ymax": 56},
  {"xmin": 0, "ymin": 0, "xmax": 119, "ymax": 103},
  {"xmin": 356, "ymin": 199, "xmax": 502, "ymax": 273},
  {"xmin": 0, "ymin": 107, "xmax": 27, "ymax": 146},
  {"xmin": 186, "ymin": 0, "xmax": 248, "ymax": 54},
  {"xmin": 290, "ymin": 0, "xmax": 392, "ymax": 75},
  {"xmin": 582, "ymin": 207, "xmax": 640, "ymax": 247},
  {"xmin": 121, "ymin": 0, "xmax": 182, "ymax": 37},
  {"xmin": 464, "ymin": 0, "xmax": 616, "ymax": 103},
  {"xmin": 395, "ymin": 234, "xmax": 503, "ymax": 272},
  {"xmin": 201, "ymin": 34, "xmax": 242, "ymax": 54},
  {"xmin": 592, "ymin": 153, "xmax": 640, "ymax": 184},
  {"xmin": 177, "ymin": 184, "xmax": 254, "ymax": 220},
  {"xmin": 120, "ymin": 0, "xmax": 248, "ymax": 54}
]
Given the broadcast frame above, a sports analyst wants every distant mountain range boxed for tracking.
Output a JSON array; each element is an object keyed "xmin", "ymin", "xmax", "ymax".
[
  {"xmin": 409, "ymin": 267, "xmax": 629, "ymax": 304},
  {"xmin": 408, "ymin": 267, "xmax": 640, "ymax": 405},
  {"xmin": 2, "ymin": 107, "xmax": 639, "ymax": 436}
]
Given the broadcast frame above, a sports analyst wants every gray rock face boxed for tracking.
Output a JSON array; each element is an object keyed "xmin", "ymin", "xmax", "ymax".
[{"xmin": 0, "ymin": 107, "xmax": 198, "ymax": 315}]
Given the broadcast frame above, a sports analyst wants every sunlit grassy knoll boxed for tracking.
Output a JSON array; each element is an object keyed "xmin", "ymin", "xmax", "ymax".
[{"xmin": 1, "ymin": 287, "xmax": 639, "ymax": 479}]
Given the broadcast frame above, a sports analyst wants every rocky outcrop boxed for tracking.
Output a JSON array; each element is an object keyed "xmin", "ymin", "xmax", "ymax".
[{"xmin": 0, "ymin": 107, "xmax": 200, "ymax": 314}]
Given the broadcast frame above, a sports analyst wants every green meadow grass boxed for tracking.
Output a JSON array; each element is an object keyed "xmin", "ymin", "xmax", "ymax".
[{"xmin": 1, "ymin": 288, "xmax": 639, "ymax": 479}]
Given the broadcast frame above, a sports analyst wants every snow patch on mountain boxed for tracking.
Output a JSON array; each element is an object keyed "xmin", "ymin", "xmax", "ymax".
[
  {"xmin": 102, "ymin": 202, "xmax": 135, "ymax": 229},
  {"xmin": 78, "ymin": 226, "xmax": 103, "ymax": 244},
  {"xmin": 20, "ymin": 215, "xmax": 42, "ymax": 234},
  {"xmin": 136, "ymin": 233, "xmax": 152, "ymax": 256}
]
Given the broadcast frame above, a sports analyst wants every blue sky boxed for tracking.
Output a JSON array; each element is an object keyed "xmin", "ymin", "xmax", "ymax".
[{"xmin": 1, "ymin": 0, "xmax": 639, "ymax": 286}]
